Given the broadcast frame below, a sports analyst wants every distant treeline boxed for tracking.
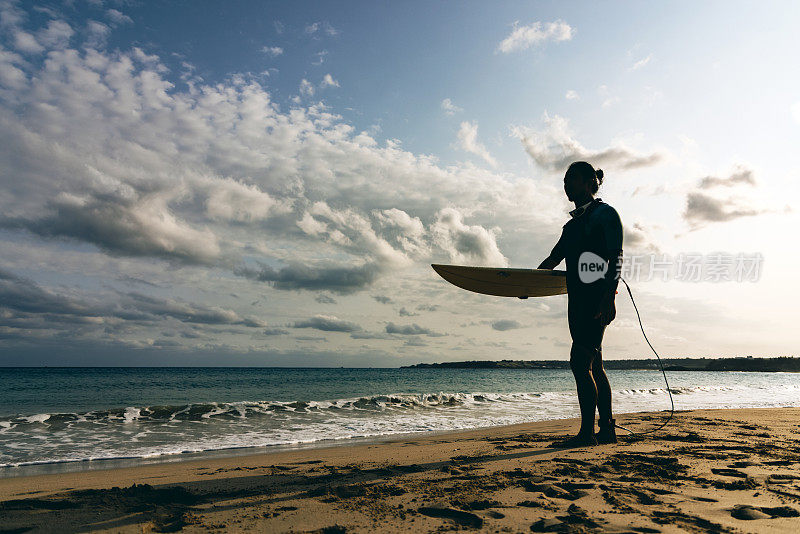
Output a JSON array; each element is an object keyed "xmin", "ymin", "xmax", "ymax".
[{"xmin": 401, "ymin": 356, "xmax": 800, "ymax": 372}]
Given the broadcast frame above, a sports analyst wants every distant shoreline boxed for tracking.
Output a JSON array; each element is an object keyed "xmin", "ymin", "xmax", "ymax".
[{"xmin": 402, "ymin": 356, "xmax": 800, "ymax": 372}]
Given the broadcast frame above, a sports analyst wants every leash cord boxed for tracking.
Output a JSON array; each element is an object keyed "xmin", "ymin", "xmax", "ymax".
[{"xmin": 614, "ymin": 277, "xmax": 675, "ymax": 435}]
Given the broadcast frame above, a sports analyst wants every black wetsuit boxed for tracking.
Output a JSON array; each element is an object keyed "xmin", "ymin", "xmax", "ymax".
[
  {"xmin": 547, "ymin": 198, "xmax": 622, "ymax": 439},
  {"xmin": 549, "ymin": 198, "xmax": 623, "ymax": 352}
]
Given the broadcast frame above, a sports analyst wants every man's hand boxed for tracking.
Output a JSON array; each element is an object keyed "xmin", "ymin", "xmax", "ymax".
[
  {"xmin": 594, "ymin": 291, "xmax": 616, "ymax": 325},
  {"xmin": 538, "ymin": 256, "xmax": 559, "ymax": 270}
]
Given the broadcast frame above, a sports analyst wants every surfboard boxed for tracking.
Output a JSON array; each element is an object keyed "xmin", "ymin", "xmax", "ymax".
[{"xmin": 431, "ymin": 264, "xmax": 567, "ymax": 298}]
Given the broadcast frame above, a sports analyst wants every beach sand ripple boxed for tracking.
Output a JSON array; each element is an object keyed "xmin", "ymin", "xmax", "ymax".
[{"xmin": 1, "ymin": 407, "xmax": 800, "ymax": 532}]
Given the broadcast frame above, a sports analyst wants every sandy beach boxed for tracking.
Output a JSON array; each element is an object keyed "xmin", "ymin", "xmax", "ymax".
[{"xmin": 1, "ymin": 407, "xmax": 799, "ymax": 533}]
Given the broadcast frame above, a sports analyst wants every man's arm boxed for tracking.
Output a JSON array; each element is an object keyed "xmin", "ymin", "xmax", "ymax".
[
  {"xmin": 595, "ymin": 207, "xmax": 623, "ymax": 324},
  {"xmin": 538, "ymin": 231, "xmax": 566, "ymax": 270},
  {"xmin": 604, "ymin": 250, "xmax": 623, "ymax": 293},
  {"xmin": 537, "ymin": 255, "xmax": 561, "ymax": 270},
  {"xmin": 594, "ymin": 249, "xmax": 621, "ymax": 323}
]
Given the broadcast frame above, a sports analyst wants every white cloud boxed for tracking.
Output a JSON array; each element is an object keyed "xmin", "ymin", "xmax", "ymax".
[
  {"xmin": 0, "ymin": 48, "xmax": 27, "ymax": 90},
  {"xmin": 623, "ymin": 222, "xmax": 660, "ymax": 253},
  {"xmin": 0, "ymin": 268, "xmax": 265, "ymax": 330},
  {"xmin": 683, "ymin": 164, "xmax": 769, "ymax": 230},
  {"xmin": 684, "ymin": 192, "xmax": 765, "ymax": 230},
  {"xmin": 492, "ymin": 319, "xmax": 522, "ymax": 331},
  {"xmin": 312, "ymin": 49, "xmax": 328, "ymax": 66},
  {"xmin": 683, "ymin": 165, "xmax": 767, "ymax": 230},
  {"xmin": 431, "ymin": 208, "xmax": 507, "ymax": 266},
  {"xmin": 5, "ymin": 191, "xmax": 223, "ymax": 265},
  {"xmin": 441, "ymin": 98, "xmax": 463, "ymax": 115},
  {"xmin": 262, "ymin": 46, "xmax": 283, "ymax": 57},
  {"xmin": 106, "ymin": 9, "xmax": 133, "ymax": 26},
  {"xmin": 205, "ymin": 179, "xmax": 289, "ymax": 222},
  {"xmin": 565, "ymin": 90, "xmax": 579, "ymax": 100},
  {"xmin": 0, "ymin": 14, "xmax": 572, "ymax": 355},
  {"xmin": 456, "ymin": 121, "xmax": 497, "ymax": 167},
  {"xmin": 12, "ymin": 30, "xmax": 43, "ymax": 53},
  {"xmin": 320, "ymin": 73, "xmax": 339, "ymax": 88},
  {"xmin": 33, "ymin": 6, "xmax": 58, "ymax": 18},
  {"xmin": 373, "ymin": 208, "xmax": 427, "ymax": 257},
  {"xmin": 293, "ymin": 315, "xmax": 360, "ymax": 332},
  {"xmin": 0, "ymin": 1, "xmax": 26, "ymax": 28},
  {"xmin": 630, "ymin": 54, "xmax": 652, "ymax": 71},
  {"xmin": 497, "ymin": 20, "xmax": 573, "ymax": 54},
  {"xmin": 697, "ymin": 165, "xmax": 756, "ymax": 189},
  {"xmin": 85, "ymin": 20, "xmax": 111, "ymax": 49},
  {"xmin": 299, "ymin": 78, "xmax": 314, "ymax": 96},
  {"xmin": 511, "ymin": 113, "xmax": 665, "ymax": 171},
  {"xmin": 37, "ymin": 20, "xmax": 73, "ymax": 49},
  {"xmin": 0, "ymin": 39, "xmax": 547, "ymax": 275},
  {"xmin": 385, "ymin": 322, "xmax": 442, "ymax": 336},
  {"xmin": 305, "ymin": 21, "xmax": 338, "ymax": 37}
]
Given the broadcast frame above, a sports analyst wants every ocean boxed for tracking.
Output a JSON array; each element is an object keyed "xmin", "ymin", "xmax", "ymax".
[{"xmin": 1, "ymin": 367, "xmax": 799, "ymax": 477}]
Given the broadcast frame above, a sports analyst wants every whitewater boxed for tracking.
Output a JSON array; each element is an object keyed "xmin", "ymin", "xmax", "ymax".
[{"xmin": 1, "ymin": 367, "xmax": 798, "ymax": 474}]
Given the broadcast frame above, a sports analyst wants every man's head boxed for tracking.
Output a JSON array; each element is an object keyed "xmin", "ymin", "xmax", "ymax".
[{"xmin": 564, "ymin": 161, "xmax": 603, "ymax": 202}]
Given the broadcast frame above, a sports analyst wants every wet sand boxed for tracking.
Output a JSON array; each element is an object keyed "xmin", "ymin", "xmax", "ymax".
[{"xmin": 1, "ymin": 407, "xmax": 800, "ymax": 533}]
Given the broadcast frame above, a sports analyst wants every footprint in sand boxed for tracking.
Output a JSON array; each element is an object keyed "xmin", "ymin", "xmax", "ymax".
[
  {"xmin": 728, "ymin": 460, "xmax": 757, "ymax": 468},
  {"xmin": 417, "ymin": 506, "xmax": 483, "ymax": 528},
  {"xmin": 462, "ymin": 499, "xmax": 501, "ymax": 510},
  {"xmin": 731, "ymin": 504, "xmax": 800, "ymax": 520},
  {"xmin": 522, "ymin": 481, "xmax": 584, "ymax": 500},
  {"xmin": 531, "ymin": 504, "xmax": 603, "ymax": 532},
  {"xmin": 732, "ymin": 506, "xmax": 771, "ymax": 520},
  {"xmin": 710, "ymin": 467, "xmax": 748, "ymax": 478},
  {"xmin": 767, "ymin": 473, "xmax": 799, "ymax": 483}
]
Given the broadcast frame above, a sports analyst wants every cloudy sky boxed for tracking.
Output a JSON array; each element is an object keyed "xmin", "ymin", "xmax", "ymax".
[{"xmin": 1, "ymin": 0, "xmax": 798, "ymax": 366}]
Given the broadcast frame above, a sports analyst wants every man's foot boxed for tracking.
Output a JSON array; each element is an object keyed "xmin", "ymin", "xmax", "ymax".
[
  {"xmin": 548, "ymin": 433, "xmax": 598, "ymax": 448},
  {"xmin": 596, "ymin": 419, "xmax": 617, "ymax": 444}
]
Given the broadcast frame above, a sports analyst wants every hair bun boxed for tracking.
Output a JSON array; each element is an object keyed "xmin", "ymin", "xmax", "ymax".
[{"xmin": 595, "ymin": 168, "xmax": 604, "ymax": 184}]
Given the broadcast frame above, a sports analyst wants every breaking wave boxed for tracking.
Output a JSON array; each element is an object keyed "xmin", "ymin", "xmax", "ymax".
[{"xmin": 2, "ymin": 383, "xmax": 799, "ymax": 471}]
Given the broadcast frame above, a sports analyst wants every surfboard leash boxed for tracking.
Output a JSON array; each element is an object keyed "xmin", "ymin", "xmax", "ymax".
[{"xmin": 614, "ymin": 277, "xmax": 675, "ymax": 436}]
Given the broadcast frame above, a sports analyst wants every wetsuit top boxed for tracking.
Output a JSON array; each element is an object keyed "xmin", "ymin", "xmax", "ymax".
[{"xmin": 548, "ymin": 198, "xmax": 623, "ymax": 302}]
